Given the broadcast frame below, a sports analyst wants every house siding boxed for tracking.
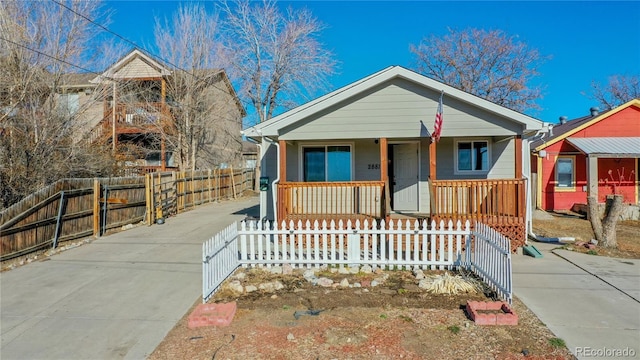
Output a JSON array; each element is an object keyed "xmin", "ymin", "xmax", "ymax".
[
  {"xmin": 196, "ymin": 78, "xmax": 243, "ymax": 167},
  {"xmin": 354, "ymin": 140, "xmax": 381, "ymax": 181},
  {"xmin": 72, "ymin": 90, "xmax": 104, "ymax": 143},
  {"xmin": 113, "ymin": 57, "xmax": 163, "ymax": 79},
  {"xmin": 435, "ymin": 137, "xmax": 516, "ymax": 180},
  {"xmin": 261, "ymin": 141, "xmax": 278, "ymax": 220},
  {"xmin": 278, "ymin": 78, "xmax": 523, "ymax": 141},
  {"xmin": 574, "ymin": 106, "xmax": 640, "ymax": 137},
  {"xmin": 419, "ymin": 138, "xmax": 430, "ymax": 213},
  {"xmin": 535, "ymin": 105, "xmax": 640, "ymax": 211},
  {"xmin": 538, "ymin": 142, "xmax": 637, "ymax": 210}
]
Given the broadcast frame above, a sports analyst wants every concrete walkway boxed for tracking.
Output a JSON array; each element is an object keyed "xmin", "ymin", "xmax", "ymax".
[
  {"xmin": 1, "ymin": 196, "xmax": 259, "ymax": 360},
  {"xmin": 513, "ymin": 242, "xmax": 640, "ymax": 359}
]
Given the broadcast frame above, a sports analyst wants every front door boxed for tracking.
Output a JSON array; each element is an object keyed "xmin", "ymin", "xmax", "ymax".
[{"xmin": 392, "ymin": 143, "xmax": 419, "ymax": 211}]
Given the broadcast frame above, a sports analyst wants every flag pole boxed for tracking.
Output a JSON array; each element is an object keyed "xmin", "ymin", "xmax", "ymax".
[{"xmin": 429, "ymin": 90, "xmax": 444, "ymax": 181}]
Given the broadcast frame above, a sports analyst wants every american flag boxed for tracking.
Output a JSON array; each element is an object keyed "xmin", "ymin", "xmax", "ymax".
[{"xmin": 432, "ymin": 92, "xmax": 443, "ymax": 142}]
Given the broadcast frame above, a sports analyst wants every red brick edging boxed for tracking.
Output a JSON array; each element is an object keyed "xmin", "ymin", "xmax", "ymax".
[
  {"xmin": 188, "ymin": 302, "xmax": 237, "ymax": 329},
  {"xmin": 466, "ymin": 300, "xmax": 518, "ymax": 326}
]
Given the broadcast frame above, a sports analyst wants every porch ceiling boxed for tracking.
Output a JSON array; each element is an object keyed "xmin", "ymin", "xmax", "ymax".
[{"xmin": 566, "ymin": 137, "xmax": 640, "ymax": 158}]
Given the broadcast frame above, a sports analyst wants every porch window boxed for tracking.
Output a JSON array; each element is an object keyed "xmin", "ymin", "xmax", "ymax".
[
  {"xmin": 456, "ymin": 140, "xmax": 489, "ymax": 173},
  {"xmin": 303, "ymin": 145, "xmax": 351, "ymax": 182},
  {"xmin": 555, "ymin": 157, "xmax": 574, "ymax": 188}
]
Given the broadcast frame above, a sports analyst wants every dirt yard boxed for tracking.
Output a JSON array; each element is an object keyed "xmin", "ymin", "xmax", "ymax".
[
  {"xmin": 148, "ymin": 208, "xmax": 640, "ymax": 359},
  {"xmin": 149, "ymin": 269, "xmax": 574, "ymax": 360},
  {"xmin": 532, "ymin": 212, "xmax": 640, "ymax": 258}
]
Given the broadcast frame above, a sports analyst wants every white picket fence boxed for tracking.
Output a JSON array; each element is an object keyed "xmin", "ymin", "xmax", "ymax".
[
  {"xmin": 467, "ymin": 222, "xmax": 513, "ymax": 304},
  {"xmin": 202, "ymin": 222, "xmax": 239, "ymax": 302},
  {"xmin": 203, "ymin": 219, "xmax": 513, "ymax": 304}
]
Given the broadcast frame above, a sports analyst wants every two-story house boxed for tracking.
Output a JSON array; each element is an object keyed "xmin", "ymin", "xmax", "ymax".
[{"xmin": 60, "ymin": 49, "xmax": 245, "ymax": 174}]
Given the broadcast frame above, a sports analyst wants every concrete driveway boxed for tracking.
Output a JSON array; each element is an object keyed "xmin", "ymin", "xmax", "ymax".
[
  {"xmin": 1, "ymin": 196, "xmax": 259, "ymax": 360},
  {"xmin": 513, "ymin": 242, "xmax": 640, "ymax": 359}
]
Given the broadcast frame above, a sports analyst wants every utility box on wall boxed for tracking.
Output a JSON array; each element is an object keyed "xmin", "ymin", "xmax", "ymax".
[{"xmin": 259, "ymin": 177, "xmax": 269, "ymax": 191}]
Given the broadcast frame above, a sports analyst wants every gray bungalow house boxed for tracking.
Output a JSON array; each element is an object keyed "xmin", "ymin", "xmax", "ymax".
[{"xmin": 243, "ymin": 66, "xmax": 543, "ymax": 246}]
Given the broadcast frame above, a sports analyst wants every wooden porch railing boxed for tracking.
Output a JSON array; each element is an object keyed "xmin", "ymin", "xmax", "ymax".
[
  {"xmin": 107, "ymin": 102, "xmax": 171, "ymax": 129},
  {"xmin": 430, "ymin": 179, "xmax": 526, "ymax": 222},
  {"xmin": 277, "ymin": 181, "xmax": 385, "ymax": 222},
  {"xmin": 87, "ymin": 102, "xmax": 172, "ymax": 143}
]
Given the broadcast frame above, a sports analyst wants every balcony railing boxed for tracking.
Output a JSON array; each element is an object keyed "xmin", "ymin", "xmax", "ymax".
[
  {"xmin": 277, "ymin": 181, "xmax": 386, "ymax": 223},
  {"xmin": 430, "ymin": 178, "xmax": 526, "ymax": 222},
  {"xmin": 107, "ymin": 102, "xmax": 170, "ymax": 128},
  {"xmin": 87, "ymin": 102, "xmax": 172, "ymax": 144}
]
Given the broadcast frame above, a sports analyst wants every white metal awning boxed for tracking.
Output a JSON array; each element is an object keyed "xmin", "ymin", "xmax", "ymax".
[{"xmin": 566, "ymin": 137, "xmax": 640, "ymax": 158}]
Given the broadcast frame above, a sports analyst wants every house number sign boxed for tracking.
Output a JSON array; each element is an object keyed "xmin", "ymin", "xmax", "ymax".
[{"xmin": 367, "ymin": 163, "xmax": 380, "ymax": 170}]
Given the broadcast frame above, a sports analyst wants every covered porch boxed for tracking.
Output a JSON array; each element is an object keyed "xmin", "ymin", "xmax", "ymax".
[{"xmin": 273, "ymin": 136, "xmax": 526, "ymax": 244}]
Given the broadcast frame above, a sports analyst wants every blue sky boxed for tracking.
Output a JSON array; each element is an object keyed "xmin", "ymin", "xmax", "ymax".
[{"xmin": 105, "ymin": 1, "xmax": 640, "ymax": 124}]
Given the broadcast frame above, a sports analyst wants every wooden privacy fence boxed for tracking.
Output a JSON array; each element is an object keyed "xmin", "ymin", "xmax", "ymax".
[
  {"xmin": 0, "ymin": 177, "xmax": 145, "ymax": 261},
  {"xmin": 202, "ymin": 218, "xmax": 513, "ymax": 304},
  {"xmin": 1, "ymin": 168, "xmax": 255, "ymax": 262},
  {"xmin": 146, "ymin": 168, "xmax": 254, "ymax": 222}
]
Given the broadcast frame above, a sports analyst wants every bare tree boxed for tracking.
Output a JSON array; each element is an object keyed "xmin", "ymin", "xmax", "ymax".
[
  {"xmin": 219, "ymin": 0, "xmax": 336, "ymax": 123},
  {"xmin": 0, "ymin": 0, "xmax": 116, "ymax": 208},
  {"xmin": 589, "ymin": 74, "xmax": 640, "ymax": 110},
  {"xmin": 410, "ymin": 28, "xmax": 546, "ymax": 113},
  {"xmin": 587, "ymin": 195, "xmax": 624, "ymax": 248},
  {"xmin": 154, "ymin": 3, "xmax": 243, "ymax": 171}
]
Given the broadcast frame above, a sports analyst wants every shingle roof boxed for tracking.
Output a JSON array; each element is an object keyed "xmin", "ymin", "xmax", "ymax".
[
  {"xmin": 241, "ymin": 140, "xmax": 258, "ymax": 154},
  {"xmin": 529, "ymin": 114, "xmax": 597, "ymax": 149},
  {"xmin": 60, "ymin": 73, "xmax": 96, "ymax": 87},
  {"xmin": 531, "ymin": 98, "xmax": 640, "ymax": 151}
]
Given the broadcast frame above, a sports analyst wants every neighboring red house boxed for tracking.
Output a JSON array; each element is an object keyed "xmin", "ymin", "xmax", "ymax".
[{"xmin": 530, "ymin": 99, "xmax": 640, "ymax": 213}]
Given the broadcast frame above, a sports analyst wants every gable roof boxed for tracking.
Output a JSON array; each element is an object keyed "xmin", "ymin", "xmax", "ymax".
[
  {"xmin": 60, "ymin": 73, "xmax": 96, "ymax": 88},
  {"xmin": 90, "ymin": 49, "xmax": 171, "ymax": 83},
  {"xmin": 532, "ymin": 98, "xmax": 640, "ymax": 152},
  {"xmin": 243, "ymin": 66, "xmax": 543, "ymax": 138}
]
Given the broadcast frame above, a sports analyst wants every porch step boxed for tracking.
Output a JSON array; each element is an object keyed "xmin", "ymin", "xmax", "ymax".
[{"xmin": 522, "ymin": 245, "xmax": 543, "ymax": 258}]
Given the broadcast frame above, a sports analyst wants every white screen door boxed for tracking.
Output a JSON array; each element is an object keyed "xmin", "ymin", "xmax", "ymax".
[{"xmin": 393, "ymin": 143, "xmax": 419, "ymax": 211}]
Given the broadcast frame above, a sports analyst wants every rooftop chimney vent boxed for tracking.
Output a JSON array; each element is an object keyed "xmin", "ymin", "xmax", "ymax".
[
  {"xmin": 590, "ymin": 107, "xmax": 600, "ymax": 116},
  {"xmin": 559, "ymin": 116, "xmax": 568, "ymax": 124}
]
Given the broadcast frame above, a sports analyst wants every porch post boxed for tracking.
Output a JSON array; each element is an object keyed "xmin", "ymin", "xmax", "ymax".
[
  {"xmin": 278, "ymin": 140, "xmax": 287, "ymax": 222},
  {"xmin": 278, "ymin": 140, "xmax": 286, "ymax": 182},
  {"xmin": 161, "ymin": 78, "xmax": 166, "ymax": 105},
  {"xmin": 380, "ymin": 138, "xmax": 388, "ymax": 182},
  {"xmin": 515, "ymin": 135, "xmax": 522, "ymax": 178},
  {"xmin": 429, "ymin": 139, "xmax": 436, "ymax": 180},
  {"xmin": 587, "ymin": 155, "xmax": 598, "ymax": 201},
  {"xmin": 379, "ymin": 138, "xmax": 389, "ymax": 217}
]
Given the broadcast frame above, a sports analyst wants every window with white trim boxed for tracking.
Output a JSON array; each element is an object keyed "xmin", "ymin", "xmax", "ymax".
[
  {"xmin": 555, "ymin": 157, "xmax": 574, "ymax": 188},
  {"xmin": 303, "ymin": 145, "xmax": 352, "ymax": 182},
  {"xmin": 456, "ymin": 140, "xmax": 489, "ymax": 173}
]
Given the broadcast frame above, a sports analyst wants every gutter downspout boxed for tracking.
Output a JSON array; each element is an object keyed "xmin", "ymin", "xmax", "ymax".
[
  {"xmin": 523, "ymin": 128, "xmax": 573, "ymax": 243},
  {"xmin": 522, "ymin": 138, "xmax": 533, "ymax": 243},
  {"xmin": 263, "ymin": 136, "xmax": 280, "ymax": 224}
]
